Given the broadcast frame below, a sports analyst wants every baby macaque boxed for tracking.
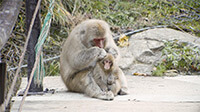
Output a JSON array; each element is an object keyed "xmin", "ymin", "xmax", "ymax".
[{"xmin": 93, "ymin": 54, "xmax": 121, "ymax": 96}]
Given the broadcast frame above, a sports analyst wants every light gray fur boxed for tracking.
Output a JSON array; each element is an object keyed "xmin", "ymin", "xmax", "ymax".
[
  {"xmin": 92, "ymin": 59, "xmax": 121, "ymax": 96},
  {"xmin": 60, "ymin": 19, "xmax": 128, "ymax": 100}
]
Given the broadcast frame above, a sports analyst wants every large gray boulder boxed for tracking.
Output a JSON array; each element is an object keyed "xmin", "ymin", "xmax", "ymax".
[{"xmin": 118, "ymin": 28, "xmax": 200, "ymax": 75}]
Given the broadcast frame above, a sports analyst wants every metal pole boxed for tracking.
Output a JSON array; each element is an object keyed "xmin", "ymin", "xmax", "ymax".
[
  {"xmin": 26, "ymin": 0, "xmax": 43, "ymax": 92},
  {"xmin": 0, "ymin": 59, "xmax": 6, "ymax": 111}
]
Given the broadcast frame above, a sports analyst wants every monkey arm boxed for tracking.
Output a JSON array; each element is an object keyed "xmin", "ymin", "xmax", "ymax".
[
  {"xmin": 71, "ymin": 47, "xmax": 106, "ymax": 71},
  {"xmin": 105, "ymin": 47, "xmax": 120, "ymax": 64},
  {"xmin": 104, "ymin": 35, "xmax": 121, "ymax": 62},
  {"xmin": 105, "ymin": 47, "xmax": 119, "ymax": 58},
  {"xmin": 117, "ymin": 68, "xmax": 129, "ymax": 95}
]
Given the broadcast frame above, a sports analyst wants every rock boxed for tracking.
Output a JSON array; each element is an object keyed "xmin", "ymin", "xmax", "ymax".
[{"xmin": 118, "ymin": 28, "xmax": 200, "ymax": 75}]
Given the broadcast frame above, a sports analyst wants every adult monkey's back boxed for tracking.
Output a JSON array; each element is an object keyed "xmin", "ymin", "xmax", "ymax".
[{"xmin": 60, "ymin": 19, "xmax": 128, "ymax": 100}]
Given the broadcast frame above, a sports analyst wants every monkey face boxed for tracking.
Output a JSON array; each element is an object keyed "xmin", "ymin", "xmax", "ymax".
[
  {"xmin": 103, "ymin": 59, "xmax": 113, "ymax": 70},
  {"xmin": 88, "ymin": 38, "xmax": 105, "ymax": 48},
  {"xmin": 93, "ymin": 38, "xmax": 105, "ymax": 48},
  {"xmin": 82, "ymin": 23, "xmax": 106, "ymax": 48},
  {"xmin": 100, "ymin": 54, "xmax": 115, "ymax": 72}
]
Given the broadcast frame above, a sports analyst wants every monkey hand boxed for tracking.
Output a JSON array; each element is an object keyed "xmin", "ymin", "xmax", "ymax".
[
  {"xmin": 106, "ymin": 47, "xmax": 118, "ymax": 58},
  {"xmin": 98, "ymin": 48, "xmax": 107, "ymax": 60},
  {"xmin": 100, "ymin": 91, "xmax": 114, "ymax": 101},
  {"xmin": 106, "ymin": 91, "xmax": 114, "ymax": 100}
]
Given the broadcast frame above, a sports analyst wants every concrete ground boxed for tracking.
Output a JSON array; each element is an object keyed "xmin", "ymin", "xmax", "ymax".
[{"xmin": 11, "ymin": 75, "xmax": 200, "ymax": 112}]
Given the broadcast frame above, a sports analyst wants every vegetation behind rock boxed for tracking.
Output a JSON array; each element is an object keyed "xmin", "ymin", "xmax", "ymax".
[{"xmin": 1, "ymin": 0, "xmax": 200, "ymax": 76}]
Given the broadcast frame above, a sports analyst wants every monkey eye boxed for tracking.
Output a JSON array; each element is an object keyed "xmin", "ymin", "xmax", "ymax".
[
  {"xmin": 105, "ymin": 60, "xmax": 109, "ymax": 63},
  {"xmin": 103, "ymin": 60, "xmax": 108, "ymax": 64}
]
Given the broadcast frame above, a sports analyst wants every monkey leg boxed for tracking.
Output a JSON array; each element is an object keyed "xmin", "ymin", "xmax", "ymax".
[
  {"xmin": 84, "ymin": 73, "xmax": 114, "ymax": 100},
  {"xmin": 117, "ymin": 68, "xmax": 129, "ymax": 95},
  {"xmin": 108, "ymin": 79, "xmax": 122, "ymax": 96},
  {"xmin": 69, "ymin": 71, "xmax": 114, "ymax": 100}
]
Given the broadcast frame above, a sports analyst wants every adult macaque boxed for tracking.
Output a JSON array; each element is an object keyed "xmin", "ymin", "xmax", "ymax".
[
  {"xmin": 93, "ymin": 54, "xmax": 121, "ymax": 96},
  {"xmin": 60, "ymin": 19, "xmax": 128, "ymax": 100}
]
